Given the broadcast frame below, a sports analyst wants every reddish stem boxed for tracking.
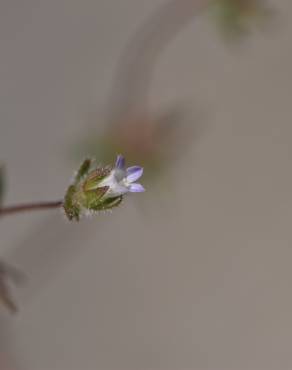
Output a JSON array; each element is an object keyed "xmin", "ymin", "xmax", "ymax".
[{"xmin": 0, "ymin": 200, "xmax": 63, "ymax": 217}]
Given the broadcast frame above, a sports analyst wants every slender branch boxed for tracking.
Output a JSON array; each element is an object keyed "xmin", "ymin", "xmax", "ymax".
[{"xmin": 0, "ymin": 200, "xmax": 63, "ymax": 217}]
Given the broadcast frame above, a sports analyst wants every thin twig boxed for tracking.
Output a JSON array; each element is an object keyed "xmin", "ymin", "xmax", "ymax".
[{"xmin": 0, "ymin": 200, "xmax": 63, "ymax": 217}]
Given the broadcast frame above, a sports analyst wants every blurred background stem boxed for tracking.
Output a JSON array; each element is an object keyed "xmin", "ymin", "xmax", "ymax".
[{"xmin": 107, "ymin": 0, "xmax": 211, "ymax": 123}]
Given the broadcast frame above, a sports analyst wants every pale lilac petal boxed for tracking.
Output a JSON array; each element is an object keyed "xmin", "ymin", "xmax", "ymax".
[
  {"xmin": 113, "ymin": 168, "xmax": 126, "ymax": 182},
  {"xmin": 128, "ymin": 183, "xmax": 145, "ymax": 193},
  {"xmin": 126, "ymin": 166, "xmax": 143, "ymax": 183},
  {"xmin": 107, "ymin": 183, "xmax": 129, "ymax": 197},
  {"xmin": 115, "ymin": 155, "xmax": 125, "ymax": 170}
]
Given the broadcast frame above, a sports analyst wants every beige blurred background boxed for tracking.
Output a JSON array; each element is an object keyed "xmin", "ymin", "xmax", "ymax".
[{"xmin": 1, "ymin": 0, "xmax": 292, "ymax": 369}]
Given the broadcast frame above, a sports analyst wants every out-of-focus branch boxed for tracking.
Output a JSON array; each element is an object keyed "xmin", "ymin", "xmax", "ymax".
[{"xmin": 107, "ymin": 0, "xmax": 211, "ymax": 122}]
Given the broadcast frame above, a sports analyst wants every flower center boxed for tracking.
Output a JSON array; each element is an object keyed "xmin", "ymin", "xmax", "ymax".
[{"xmin": 113, "ymin": 168, "xmax": 126, "ymax": 182}]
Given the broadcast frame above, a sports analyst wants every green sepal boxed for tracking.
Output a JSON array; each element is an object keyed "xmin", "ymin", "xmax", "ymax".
[
  {"xmin": 74, "ymin": 158, "xmax": 92, "ymax": 185},
  {"xmin": 63, "ymin": 184, "xmax": 80, "ymax": 221},
  {"xmin": 83, "ymin": 167, "xmax": 111, "ymax": 192},
  {"xmin": 82, "ymin": 186, "xmax": 109, "ymax": 209},
  {"xmin": 90, "ymin": 195, "xmax": 123, "ymax": 211}
]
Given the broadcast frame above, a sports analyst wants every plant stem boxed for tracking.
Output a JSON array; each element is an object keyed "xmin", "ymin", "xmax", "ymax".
[{"xmin": 0, "ymin": 200, "xmax": 63, "ymax": 217}]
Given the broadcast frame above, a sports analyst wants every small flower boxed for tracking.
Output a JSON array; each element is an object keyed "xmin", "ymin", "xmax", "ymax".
[
  {"xmin": 98, "ymin": 155, "xmax": 145, "ymax": 198},
  {"xmin": 63, "ymin": 155, "xmax": 145, "ymax": 221}
]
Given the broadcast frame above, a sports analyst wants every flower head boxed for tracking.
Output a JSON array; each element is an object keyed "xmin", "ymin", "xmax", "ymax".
[
  {"xmin": 63, "ymin": 155, "xmax": 145, "ymax": 221},
  {"xmin": 99, "ymin": 154, "xmax": 145, "ymax": 198}
]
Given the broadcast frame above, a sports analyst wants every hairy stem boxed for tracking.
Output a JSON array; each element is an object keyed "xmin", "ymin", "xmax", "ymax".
[{"xmin": 0, "ymin": 200, "xmax": 63, "ymax": 217}]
